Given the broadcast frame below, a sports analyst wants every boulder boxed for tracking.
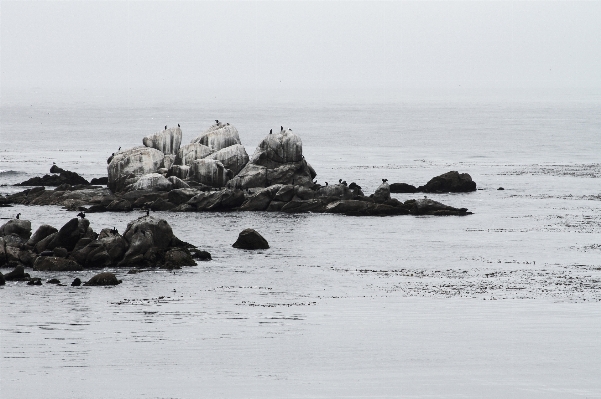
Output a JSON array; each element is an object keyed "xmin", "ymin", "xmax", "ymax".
[
  {"xmin": 169, "ymin": 165, "xmax": 190, "ymax": 180},
  {"xmin": 35, "ymin": 232, "xmax": 57, "ymax": 253},
  {"xmin": 120, "ymin": 216, "xmax": 174, "ymax": 263},
  {"xmin": 90, "ymin": 177, "xmax": 109, "ymax": 185},
  {"xmin": 372, "ymin": 182, "xmax": 391, "ymax": 203},
  {"xmin": 187, "ymin": 189, "xmax": 245, "ymax": 211},
  {"xmin": 417, "ymin": 171, "xmax": 477, "ymax": 193},
  {"xmin": 52, "ymin": 247, "xmax": 68, "ymax": 258},
  {"xmin": 167, "ymin": 176, "xmax": 189, "ymax": 189},
  {"xmin": 3, "ymin": 264, "xmax": 26, "ymax": 281},
  {"xmin": 84, "ymin": 272, "xmax": 122, "ymax": 286},
  {"xmin": 266, "ymin": 201, "xmax": 286, "ymax": 212},
  {"xmin": 232, "ymin": 229, "xmax": 269, "ymax": 250},
  {"xmin": 324, "ymin": 200, "xmax": 409, "ymax": 216},
  {"xmin": 191, "ymin": 124, "xmax": 241, "ymax": 151},
  {"xmin": 190, "ymin": 249, "xmax": 212, "ymax": 261},
  {"xmin": 17, "ymin": 165, "xmax": 89, "ymax": 187},
  {"xmin": 129, "ymin": 173, "xmax": 173, "ymax": 192},
  {"xmin": 226, "ymin": 164, "xmax": 266, "ymax": 189},
  {"xmin": 106, "ymin": 199, "xmax": 133, "ymax": 212},
  {"xmin": 316, "ymin": 184, "xmax": 358, "ymax": 200},
  {"xmin": 390, "ymin": 183, "xmax": 417, "ymax": 193},
  {"xmin": 164, "ymin": 248, "xmax": 196, "ymax": 268},
  {"xmin": 27, "ymin": 278, "xmax": 42, "ymax": 286},
  {"xmin": 71, "ymin": 278, "xmax": 82, "ymax": 286},
  {"xmin": 26, "ymin": 224, "xmax": 58, "ymax": 247},
  {"xmin": 150, "ymin": 198, "xmax": 176, "ymax": 211},
  {"xmin": 189, "ymin": 159, "xmax": 229, "ymax": 187},
  {"xmin": 0, "ymin": 219, "xmax": 32, "ymax": 240},
  {"xmin": 281, "ymin": 199, "xmax": 325, "ymax": 213},
  {"xmin": 107, "ymin": 146, "xmax": 165, "ymax": 192},
  {"xmin": 252, "ymin": 130, "xmax": 303, "ymax": 166},
  {"xmin": 409, "ymin": 198, "xmax": 470, "ymax": 216},
  {"xmin": 204, "ymin": 144, "xmax": 249, "ymax": 176},
  {"xmin": 34, "ymin": 256, "xmax": 83, "ymax": 271},
  {"xmin": 47, "ymin": 218, "xmax": 91, "ymax": 252},
  {"xmin": 161, "ymin": 155, "xmax": 176, "ymax": 170},
  {"xmin": 239, "ymin": 185, "xmax": 282, "ymax": 211},
  {"xmin": 47, "ymin": 278, "xmax": 60, "ymax": 284},
  {"xmin": 294, "ymin": 185, "xmax": 315, "ymax": 200},
  {"xmin": 273, "ymin": 185, "xmax": 295, "ymax": 202},
  {"xmin": 175, "ymin": 143, "xmax": 213, "ymax": 166},
  {"xmin": 143, "ymin": 127, "xmax": 182, "ymax": 155},
  {"xmin": 168, "ymin": 188, "xmax": 201, "ymax": 205}
]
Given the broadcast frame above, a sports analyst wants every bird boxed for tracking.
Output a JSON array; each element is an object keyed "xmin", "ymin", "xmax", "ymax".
[
  {"xmin": 165, "ymin": 125, "xmax": 167, "ymax": 130},
  {"xmin": 118, "ymin": 147, "xmax": 121, "ymax": 151},
  {"xmin": 342, "ymin": 181, "xmax": 347, "ymax": 186},
  {"xmin": 382, "ymin": 179, "xmax": 388, "ymax": 183},
  {"xmin": 215, "ymin": 119, "xmax": 219, "ymax": 125},
  {"xmin": 16, "ymin": 213, "xmax": 21, "ymax": 219},
  {"xmin": 424, "ymin": 196, "xmax": 428, "ymax": 199},
  {"xmin": 77, "ymin": 212, "xmax": 85, "ymax": 219},
  {"xmin": 112, "ymin": 227, "xmax": 118, "ymax": 234},
  {"xmin": 178, "ymin": 123, "xmax": 180, "ymax": 127},
  {"xmin": 280, "ymin": 126, "xmax": 283, "ymax": 132},
  {"xmin": 269, "ymin": 129, "xmax": 272, "ymax": 135},
  {"xmin": 325, "ymin": 182, "xmax": 329, "ymax": 186},
  {"xmin": 339, "ymin": 179, "xmax": 342, "ymax": 184},
  {"xmin": 226, "ymin": 123, "xmax": 230, "ymax": 126},
  {"xmin": 146, "ymin": 209, "xmax": 150, "ymax": 216}
]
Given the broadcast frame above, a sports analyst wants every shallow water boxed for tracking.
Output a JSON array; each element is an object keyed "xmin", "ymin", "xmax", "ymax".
[{"xmin": 1, "ymin": 92, "xmax": 601, "ymax": 397}]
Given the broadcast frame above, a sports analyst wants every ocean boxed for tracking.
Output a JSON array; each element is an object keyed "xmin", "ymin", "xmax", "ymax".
[{"xmin": 1, "ymin": 88, "xmax": 600, "ymax": 398}]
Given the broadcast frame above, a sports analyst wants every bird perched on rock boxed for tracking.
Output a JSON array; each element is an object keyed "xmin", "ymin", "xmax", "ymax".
[
  {"xmin": 382, "ymin": 178, "xmax": 388, "ymax": 183},
  {"xmin": 342, "ymin": 181, "xmax": 347, "ymax": 186},
  {"xmin": 178, "ymin": 123, "xmax": 180, "ymax": 127},
  {"xmin": 280, "ymin": 126, "xmax": 283, "ymax": 132},
  {"xmin": 146, "ymin": 209, "xmax": 150, "ymax": 216},
  {"xmin": 325, "ymin": 182, "xmax": 329, "ymax": 186},
  {"xmin": 77, "ymin": 212, "xmax": 85, "ymax": 219},
  {"xmin": 269, "ymin": 129, "xmax": 272, "ymax": 135},
  {"xmin": 118, "ymin": 147, "xmax": 121, "ymax": 151},
  {"xmin": 339, "ymin": 179, "xmax": 342, "ymax": 183},
  {"xmin": 112, "ymin": 227, "xmax": 118, "ymax": 234},
  {"xmin": 16, "ymin": 213, "xmax": 21, "ymax": 219},
  {"xmin": 165, "ymin": 125, "xmax": 167, "ymax": 130},
  {"xmin": 215, "ymin": 119, "xmax": 219, "ymax": 125}
]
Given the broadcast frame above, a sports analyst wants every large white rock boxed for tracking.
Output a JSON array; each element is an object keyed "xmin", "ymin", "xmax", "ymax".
[
  {"xmin": 251, "ymin": 129, "xmax": 303, "ymax": 167},
  {"xmin": 143, "ymin": 127, "xmax": 182, "ymax": 155},
  {"xmin": 129, "ymin": 173, "xmax": 173, "ymax": 192},
  {"xmin": 189, "ymin": 159, "xmax": 229, "ymax": 188},
  {"xmin": 191, "ymin": 124, "xmax": 241, "ymax": 151},
  {"xmin": 204, "ymin": 144, "xmax": 249, "ymax": 175},
  {"xmin": 107, "ymin": 146, "xmax": 165, "ymax": 192},
  {"xmin": 175, "ymin": 143, "xmax": 213, "ymax": 166}
]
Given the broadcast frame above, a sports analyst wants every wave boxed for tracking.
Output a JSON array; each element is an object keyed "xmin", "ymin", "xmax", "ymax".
[{"xmin": 0, "ymin": 170, "xmax": 25, "ymax": 176}]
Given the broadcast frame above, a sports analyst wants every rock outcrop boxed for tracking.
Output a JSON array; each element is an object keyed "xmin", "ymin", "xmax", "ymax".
[
  {"xmin": 232, "ymin": 229, "xmax": 269, "ymax": 250},
  {"xmin": 191, "ymin": 123, "xmax": 241, "ymax": 151},
  {"xmin": 188, "ymin": 159, "xmax": 230, "ymax": 187},
  {"xmin": 84, "ymin": 272, "xmax": 122, "ymax": 286},
  {"xmin": 390, "ymin": 183, "xmax": 417, "ymax": 193},
  {"xmin": 204, "ymin": 144, "xmax": 249, "ymax": 176},
  {"xmin": 417, "ymin": 171, "xmax": 477, "ymax": 193},
  {"xmin": 129, "ymin": 173, "xmax": 172, "ymax": 192},
  {"xmin": 16, "ymin": 165, "xmax": 89, "ymax": 187},
  {"xmin": 0, "ymin": 219, "xmax": 32, "ymax": 240},
  {"xmin": 175, "ymin": 143, "xmax": 214, "ymax": 166},
  {"xmin": 107, "ymin": 147, "xmax": 165, "ymax": 193},
  {"xmin": 143, "ymin": 127, "xmax": 182, "ymax": 155}
]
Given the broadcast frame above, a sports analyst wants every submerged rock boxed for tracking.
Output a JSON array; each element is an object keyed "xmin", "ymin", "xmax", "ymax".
[
  {"xmin": 3, "ymin": 264, "xmax": 27, "ymax": 281},
  {"xmin": 409, "ymin": 198, "xmax": 470, "ymax": 216},
  {"xmin": 84, "ymin": 272, "xmax": 121, "ymax": 286},
  {"xmin": 232, "ymin": 228, "xmax": 269, "ymax": 250},
  {"xmin": 71, "ymin": 278, "xmax": 82, "ymax": 286}
]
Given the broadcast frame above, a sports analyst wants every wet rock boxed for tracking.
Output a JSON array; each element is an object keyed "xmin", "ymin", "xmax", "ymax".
[
  {"xmin": 188, "ymin": 159, "xmax": 230, "ymax": 188},
  {"xmin": 0, "ymin": 272, "xmax": 4, "ymax": 285},
  {"xmin": 294, "ymin": 185, "xmax": 315, "ymax": 200},
  {"xmin": 191, "ymin": 123, "xmax": 241, "ymax": 151},
  {"xmin": 4, "ymin": 264, "xmax": 26, "ymax": 281},
  {"xmin": 18, "ymin": 249, "xmax": 35, "ymax": 267},
  {"xmin": 372, "ymin": 182, "xmax": 391, "ymax": 203},
  {"xmin": 417, "ymin": 171, "xmax": 477, "ymax": 193},
  {"xmin": 150, "ymin": 198, "xmax": 176, "ymax": 211},
  {"xmin": 27, "ymin": 278, "xmax": 42, "ymax": 286},
  {"xmin": 190, "ymin": 249, "xmax": 211, "ymax": 261},
  {"xmin": 409, "ymin": 198, "xmax": 470, "ymax": 216},
  {"xmin": 86, "ymin": 204, "xmax": 107, "ymax": 213},
  {"xmin": 47, "ymin": 278, "xmax": 61, "ymax": 284},
  {"xmin": 52, "ymin": 247, "xmax": 69, "ymax": 258},
  {"xmin": 498, "ymin": 187, "xmax": 505, "ymax": 190},
  {"xmin": 266, "ymin": 200, "xmax": 286, "ymax": 212},
  {"xmin": 107, "ymin": 146, "xmax": 165, "ymax": 193},
  {"xmin": 239, "ymin": 185, "xmax": 282, "ymax": 211},
  {"xmin": 26, "ymin": 224, "xmax": 58, "ymax": 247},
  {"xmin": 232, "ymin": 228, "xmax": 269, "ymax": 250},
  {"xmin": 17, "ymin": 165, "xmax": 89, "ymax": 187},
  {"xmin": 168, "ymin": 188, "xmax": 201, "ymax": 205},
  {"xmin": 390, "ymin": 183, "xmax": 417, "ymax": 193},
  {"xmin": 187, "ymin": 189, "xmax": 245, "ymax": 211},
  {"xmin": 47, "ymin": 218, "xmax": 91, "ymax": 252},
  {"xmin": 106, "ymin": 199, "xmax": 133, "ymax": 212},
  {"xmin": 163, "ymin": 248, "xmax": 196, "ymax": 268},
  {"xmin": 281, "ymin": 199, "xmax": 325, "ymax": 213},
  {"xmin": 143, "ymin": 126, "xmax": 182, "ymax": 155},
  {"xmin": 273, "ymin": 185, "xmax": 295, "ymax": 202},
  {"xmin": 71, "ymin": 278, "xmax": 82, "ymax": 286},
  {"xmin": 84, "ymin": 272, "xmax": 121, "ymax": 286},
  {"xmin": 90, "ymin": 177, "xmax": 108, "ymax": 185},
  {"xmin": 0, "ymin": 219, "xmax": 32, "ymax": 240},
  {"xmin": 34, "ymin": 257, "xmax": 83, "ymax": 271},
  {"xmin": 39, "ymin": 250, "xmax": 54, "ymax": 256},
  {"xmin": 35, "ymin": 233, "xmax": 57, "ymax": 253}
]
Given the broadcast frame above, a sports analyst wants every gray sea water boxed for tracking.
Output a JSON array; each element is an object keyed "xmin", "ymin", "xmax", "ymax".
[{"xmin": 1, "ymin": 89, "xmax": 601, "ymax": 398}]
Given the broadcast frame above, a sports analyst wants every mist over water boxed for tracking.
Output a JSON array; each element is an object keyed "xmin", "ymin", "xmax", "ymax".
[{"xmin": 1, "ymin": 89, "xmax": 601, "ymax": 398}]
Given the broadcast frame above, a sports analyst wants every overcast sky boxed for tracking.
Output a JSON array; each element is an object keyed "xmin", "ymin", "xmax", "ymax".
[{"xmin": 1, "ymin": 1, "xmax": 600, "ymax": 93}]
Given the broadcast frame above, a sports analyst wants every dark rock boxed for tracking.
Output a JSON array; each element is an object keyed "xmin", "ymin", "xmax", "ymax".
[
  {"xmin": 498, "ymin": 187, "xmax": 505, "ymax": 190},
  {"xmin": 187, "ymin": 189, "xmax": 245, "ymax": 211},
  {"xmin": 409, "ymin": 198, "xmax": 470, "ymax": 216},
  {"xmin": 39, "ymin": 250, "xmax": 54, "ymax": 256},
  {"xmin": 18, "ymin": 249, "xmax": 35, "ymax": 267},
  {"xmin": 232, "ymin": 229, "xmax": 270, "ymax": 250},
  {"xmin": 273, "ymin": 185, "xmax": 295, "ymax": 202},
  {"xmin": 35, "ymin": 232, "xmax": 57, "ymax": 253},
  {"xmin": 47, "ymin": 278, "xmax": 61, "ymax": 284},
  {"xmin": 53, "ymin": 247, "xmax": 69, "ymax": 258},
  {"xmin": 150, "ymin": 198, "xmax": 176, "ymax": 211},
  {"xmin": 372, "ymin": 182, "xmax": 391, "ymax": 203},
  {"xmin": 106, "ymin": 199, "xmax": 133, "ymax": 212},
  {"xmin": 26, "ymin": 224, "xmax": 58, "ymax": 247},
  {"xmin": 239, "ymin": 185, "xmax": 281, "ymax": 211},
  {"xmin": 17, "ymin": 166, "xmax": 89, "ymax": 186},
  {"xmin": 294, "ymin": 185, "xmax": 315, "ymax": 200},
  {"xmin": 324, "ymin": 200, "xmax": 410, "ymax": 216},
  {"xmin": 84, "ymin": 272, "xmax": 121, "ymax": 286},
  {"xmin": 168, "ymin": 188, "xmax": 200, "ymax": 205},
  {"xmin": 4, "ymin": 264, "xmax": 26, "ymax": 281},
  {"xmin": 163, "ymin": 248, "xmax": 196, "ymax": 268},
  {"xmin": 0, "ymin": 219, "xmax": 32, "ymax": 240},
  {"xmin": 47, "ymin": 218, "xmax": 91, "ymax": 252},
  {"xmin": 0, "ymin": 272, "xmax": 4, "ymax": 285},
  {"xmin": 86, "ymin": 204, "xmax": 107, "ymax": 213},
  {"xmin": 266, "ymin": 200, "xmax": 286, "ymax": 212},
  {"xmin": 417, "ymin": 171, "xmax": 477, "ymax": 193},
  {"xmin": 281, "ymin": 199, "xmax": 325, "ymax": 213},
  {"xmin": 33, "ymin": 257, "xmax": 83, "ymax": 271},
  {"xmin": 27, "ymin": 278, "xmax": 42, "ymax": 286},
  {"xmin": 190, "ymin": 249, "xmax": 212, "ymax": 261},
  {"xmin": 90, "ymin": 177, "xmax": 108, "ymax": 185},
  {"xmin": 389, "ymin": 183, "xmax": 417, "ymax": 193},
  {"xmin": 71, "ymin": 278, "xmax": 82, "ymax": 286}
]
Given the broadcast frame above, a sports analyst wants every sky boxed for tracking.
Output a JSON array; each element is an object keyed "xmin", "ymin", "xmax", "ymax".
[{"xmin": 1, "ymin": 1, "xmax": 600, "ymax": 94}]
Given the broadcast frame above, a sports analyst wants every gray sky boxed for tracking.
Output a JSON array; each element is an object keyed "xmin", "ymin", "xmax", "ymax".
[{"xmin": 1, "ymin": 1, "xmax": 600, "ymax": 92}]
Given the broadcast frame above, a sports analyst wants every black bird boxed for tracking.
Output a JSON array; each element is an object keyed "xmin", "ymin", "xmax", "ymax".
[
  {"xmin": 77, "ymin": 212, "xmax": 85, "ymax": 219},
  {"xmin": 112, "ymin": 227, "xmax": 118, "ymax": 234},
  {"xmin": 269, "ymin": 129, "xmax": 272, "ymax": 135},
  {"xmin": 226, "ymin": 122, "xmax": 230, "ymax": 126},
  {"xmin": 215, "ymin": 119, "xmax": 219, "ymax": 125},
  {"xmin": 382, "ymin": 178, "xmax": 388, "ymax": 183},
  {"xmin": 339, "ymin": 179, "xmax": 342, "ymax": 184},
  {"xmin": 280, "ymin": 126, "xmax": 283, "ymax": 132},
  {"xmin": 118, "ymin": 147, "xmax": 121, "ymax": 151},
  {"xmin": 325, "ymin": 182, "xmax": 328, "ymax": 186},
  {"xmin": 16, "ymin": 213, "xmax": 21, "ymax": 219},
  {"xmin": 178, "ymin": 123, "xmax": 180, "ymax": 127},
  {"xmin": 146, "ymin": 209, "xmax": 150, "ymax": 216},
  {"xmin": 165, "ymin": 125, "xmax": 167, "ymax": 130},
  {"xmin": 342, "ymin": 181, "xmax": 347, "ymax": 186}
]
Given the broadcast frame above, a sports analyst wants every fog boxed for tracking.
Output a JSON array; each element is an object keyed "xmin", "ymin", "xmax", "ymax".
[{"xmin": 1, "ymin": 1, "xmax": 600, "ymax": 99}]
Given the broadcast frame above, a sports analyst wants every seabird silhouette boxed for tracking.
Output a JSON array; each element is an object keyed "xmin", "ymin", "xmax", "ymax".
[
  {"xmin": 382, "ymin": 178, "xmax": 388, "ymax": 183},
  {"xmin": 118, "ymin": 147, "xmax": 121, "ymax": 151},
  {"xmin": 215, "ymin": 120, "xmax": 219, "ymax": 125},
  {"xmin": 280, "ymin": 126, "xmax": 283, "ymax": 132},
  {"xmin": 77, "ymin": 212, "xmax": 85, "ymax": 219},
  {"xmin": 16, "ymin": 213, "xmax": 21, "ymax": 219},
  {"xmin": 269, "ymin": 129, "xmax": 272, "ymax": 135},
  {"xmin": 339, "ymin": 179, "xmax": 342, "ymax": 183},
  {"xmin": 178, "ymin": 123, "xmax": 180, "ymax": 127},
  {"xmin": 342, "ymin": 181, "xmax": 347, "ymax": 186},
  {"xmin": 146, "ymin": 209, "xmax": 150, "ymax": 216},
  {"xmin": 325, "ymin": 182, "xmax": 328, "ymax": 186}
]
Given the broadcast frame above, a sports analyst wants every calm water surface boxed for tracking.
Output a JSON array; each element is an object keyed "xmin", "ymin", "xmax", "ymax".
[{"xmin": 1, "ymin": 92, "xmax": 600, "ymax": 398}]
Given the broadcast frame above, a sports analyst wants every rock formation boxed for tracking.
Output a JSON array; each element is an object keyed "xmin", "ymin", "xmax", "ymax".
[
  {"xmin": 143, "ymin": 127, "xmax": 182, "ymax": 155},
  {"xmin": 232, "ymin": 229, "xmax": 269, "ymax": 250},
  {"xmin": 416, "ymin": 171, "xmax": 477, "ymax": 193},
  {"xmin": 107, "ymin": 147, "xmax": 165, "ymax": 192}
]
